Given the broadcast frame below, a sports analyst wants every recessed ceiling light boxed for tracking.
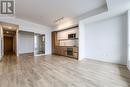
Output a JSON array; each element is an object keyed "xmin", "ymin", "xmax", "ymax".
[
  {"xmin": 8, "ymin": 26, "xmax": 12, "ymax": 29},
  {"xmin": 6, "ymin": 31, "xmax": 9, "ymax": 33}
]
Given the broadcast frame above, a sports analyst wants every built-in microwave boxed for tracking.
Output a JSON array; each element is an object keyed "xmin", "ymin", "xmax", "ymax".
[{"xmin": 68, "ymin": 33, "xmax": 76, "ymax": 39}]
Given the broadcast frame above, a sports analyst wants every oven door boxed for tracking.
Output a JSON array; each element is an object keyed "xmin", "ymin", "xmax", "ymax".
[{"xmin": 67, "ymin": 48, "xmax": 73, "ymax": 56}]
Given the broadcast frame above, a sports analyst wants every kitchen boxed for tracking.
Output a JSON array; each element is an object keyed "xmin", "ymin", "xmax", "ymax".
[{"xmin": 52, "ymin": 25, "xmax": 79, "ymax": 59}]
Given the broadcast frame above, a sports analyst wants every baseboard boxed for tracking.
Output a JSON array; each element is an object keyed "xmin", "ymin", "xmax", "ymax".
[
  {"xmin": 83, "ymin": 57, "xmax": 126, "ymax": 65},
  {"xmin": 19, "ymin": 52, "xmax": 34, "ymax": 56},
  {"xmin": 19, "ymin": 52, "xmax": 52, "ymax": 56},
  {"xmin": 34, "ymin": 54, "xmax": 45, "ymax": 56}
]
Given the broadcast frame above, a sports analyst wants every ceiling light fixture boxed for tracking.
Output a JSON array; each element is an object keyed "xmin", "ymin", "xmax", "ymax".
[
  {"xmin": 6, "ymin": 31, "xmax": 9, "ymax": 33},
  {"xmin": 54, "ymin": 17, "xmax": 64, "ymax": 24},
  {"xmin": 8, "ymin": 26, "xmax": 12, "ymax": 29}
]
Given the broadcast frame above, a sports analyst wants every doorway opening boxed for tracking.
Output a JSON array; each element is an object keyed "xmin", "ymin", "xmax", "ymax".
[
  {"xmin": 34, "ymin": 34, "xmax": 45, "ymax": 56},
  {"xmin": 0, "ymin": 22, "xmax": 19, "ymax": 61},
  {"xmin": 3, "ymin": 29, "xmax": 16, "ymax": 55}
]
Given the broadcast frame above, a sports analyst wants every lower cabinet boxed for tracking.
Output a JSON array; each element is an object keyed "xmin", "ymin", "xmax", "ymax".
[
  {"xmin": 73, "ymin": 52, "xmax": 78, "ymax": 58},
  {"xmin": 53, "ymin": 46, "xmax": 78, "ymax": 59}
]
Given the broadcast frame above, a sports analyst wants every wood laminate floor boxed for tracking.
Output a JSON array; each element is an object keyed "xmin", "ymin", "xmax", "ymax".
[{"xmin": 0, "ymin": 54, "xmax": 130, "ymax": 87}]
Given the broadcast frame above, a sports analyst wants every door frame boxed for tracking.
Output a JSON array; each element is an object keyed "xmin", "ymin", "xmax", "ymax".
[
  {"xmin": 0, "ymin": 24, "xmax": 3, "ymax": 59},
  {"xmin": 0, "ymin": 22, "xmax": 19, "ymax": 59}
]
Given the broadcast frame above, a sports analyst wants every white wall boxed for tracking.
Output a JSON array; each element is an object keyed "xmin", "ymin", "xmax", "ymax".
[
  {"xmin": 0, "ymin": 24, "xmax": 2, "ymax": 59},
  {"xmin": 127, "ymin": 10, "xmax": 130, "ymax": 70},
  {"xmin": 0, "ymin": 17, "xmax": 52, "ymax": 55},
  {"xmin": 79, "ymin": 23, "xmax": 86, "ymax": 60},
  {"xmin": 57, "ymin": 28, "xmax": 78, "ymax": 46},
  {"xmin": 76, "ymin": 5, "xmax": 108, "ymax": 21},
  {"xmin": 79, "ymin": 14, "xmax": 127, "ymax": 65},
  {"xmin": 18, "ymin": 31, "xmax": 34, "ymax": 54}
]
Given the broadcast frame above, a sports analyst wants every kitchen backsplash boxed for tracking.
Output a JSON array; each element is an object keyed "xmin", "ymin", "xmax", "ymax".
[{"xmin": 60, "ymin": 40, "xmax": 78, "ymax": 47}]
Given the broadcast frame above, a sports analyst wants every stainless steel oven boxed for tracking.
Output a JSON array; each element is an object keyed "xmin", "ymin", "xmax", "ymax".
[{"xmin": 67, "ymin": 48, "xmax": 73, "ymax": 56}]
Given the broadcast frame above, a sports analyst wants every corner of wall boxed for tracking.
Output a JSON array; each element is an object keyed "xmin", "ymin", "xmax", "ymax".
[
  {"xmin": 127, "ymin": 61, "xmax": 130, "ymax": 71},
  {"xmin": 127, "ymin": 10, "xmax": 130, "ymax": 71}
]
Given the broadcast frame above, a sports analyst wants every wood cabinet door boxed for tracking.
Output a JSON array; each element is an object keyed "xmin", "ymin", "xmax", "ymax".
[
  {"xmin": 73, "ymin": 47, "xmax": 78, "ymax": 52},
  {"xmin": 73, "ymin": 53, "xmax": 78, "ymax": 59}
]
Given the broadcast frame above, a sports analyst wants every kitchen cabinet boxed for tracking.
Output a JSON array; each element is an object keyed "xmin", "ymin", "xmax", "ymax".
[
  {"xmin": 52, "ymin": 30, "xmax": 79, "ymax": 59},
  {"xmin": 53, "ymin": 46, "xmax": 78, "ymax": 59},
  {"xmin": 52, "ymin": 32, "xmax": 59, "ymax": 53}
]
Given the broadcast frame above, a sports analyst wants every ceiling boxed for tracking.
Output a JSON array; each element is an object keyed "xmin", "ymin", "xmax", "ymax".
[
  {"xmin": 15, "ymin": 0, "xmax": 106, "ymax": 26},
  {"xmin": 1, "ymin": 22, "xmax": 18, "ymax": 30}
]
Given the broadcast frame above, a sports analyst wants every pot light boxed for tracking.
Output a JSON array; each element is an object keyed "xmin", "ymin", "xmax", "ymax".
[
  {"xmin": 6, "ymin": 31, "xmax": 9, "ymax": 33},
  {"xmin": 8, "ymin": 26, "xmax": 12, "ymax": 29}
]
